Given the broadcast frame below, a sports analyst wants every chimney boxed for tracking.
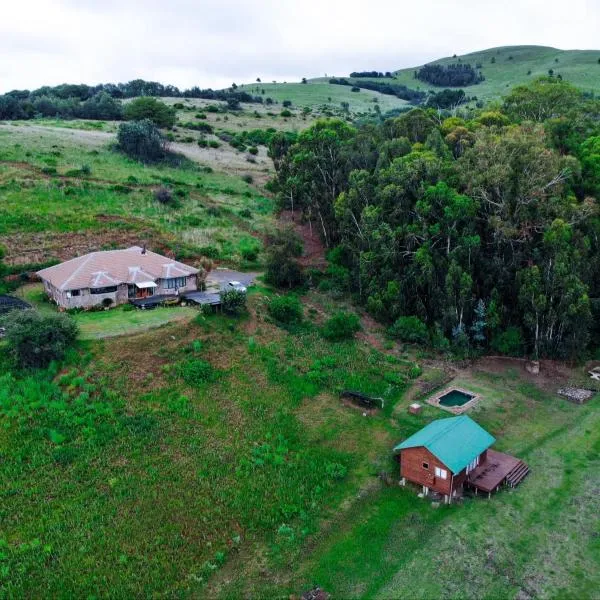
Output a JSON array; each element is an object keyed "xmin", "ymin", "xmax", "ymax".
[{"xmin": 141, "ymin": 244, "xmax": 146, "ymax": 255}]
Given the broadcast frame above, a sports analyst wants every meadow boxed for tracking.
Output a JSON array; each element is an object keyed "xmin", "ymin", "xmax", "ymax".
[{"xmin": 388, "ymin": 45, "xmax": 600, "ymax": 104}]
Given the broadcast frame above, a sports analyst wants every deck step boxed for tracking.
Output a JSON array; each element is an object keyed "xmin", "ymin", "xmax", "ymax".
[{"xmin": 505, "ymin": 461, "xmax": 529, "ymax": 487}]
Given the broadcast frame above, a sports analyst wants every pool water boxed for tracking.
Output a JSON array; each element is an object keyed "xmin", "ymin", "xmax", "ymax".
[{"xmin": 438, "ymin": 389, "xmax": 474, "ymax": 407}]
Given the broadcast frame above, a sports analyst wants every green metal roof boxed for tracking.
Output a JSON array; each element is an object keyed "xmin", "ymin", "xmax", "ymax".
[{"xmin": 393, "ymin": 415, "xmax": 495, "ymax": 474}]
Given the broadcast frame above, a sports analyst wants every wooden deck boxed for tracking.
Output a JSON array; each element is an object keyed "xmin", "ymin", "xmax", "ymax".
[{"xmin": 467, "ymin": 449, "xmax": 528, "ymax": 494}]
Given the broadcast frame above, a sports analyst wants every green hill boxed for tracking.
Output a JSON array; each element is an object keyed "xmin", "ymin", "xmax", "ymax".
[{"xmin": 390, "ymin": 45, "xmax": 600, "ymax": 103}]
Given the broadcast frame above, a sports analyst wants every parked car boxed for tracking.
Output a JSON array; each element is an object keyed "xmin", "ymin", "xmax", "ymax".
[{"xmin": 227, "ymin": 281, "xmax": 247, "ymax": 293}]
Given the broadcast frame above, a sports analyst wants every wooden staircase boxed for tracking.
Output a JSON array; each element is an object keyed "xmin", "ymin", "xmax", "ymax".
[{"xmin": 505, "ymin": 461, "xmax": 529, "ymax": 488}]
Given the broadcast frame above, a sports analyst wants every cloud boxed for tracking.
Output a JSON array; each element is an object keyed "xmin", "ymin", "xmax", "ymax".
[{"xmin": 0, "ymin": 0, "xmax": 599, "ymax": 92}]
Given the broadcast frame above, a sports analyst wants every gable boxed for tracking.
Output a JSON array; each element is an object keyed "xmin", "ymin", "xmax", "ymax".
[{"xmin": 393, "ymin": 415, "xmax": 495, "ymax": 474}]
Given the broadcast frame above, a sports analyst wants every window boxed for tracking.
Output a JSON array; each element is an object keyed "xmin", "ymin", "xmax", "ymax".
[
  {"xmin": 164, "ymin": 276, "xmax": 187, "ymax": 289},
  {"xmin": 66, "ymin": 289, "xmax": 81, "ymax": 298},
  {"xmin": 422, "ymin": 462, "xmax": 429, "ymax": 470},
  {"xmin": 90, "ymin": 286, "xmax": 117, "ymax": 295},
  {"xmin": 435, "ymin": 467, "xmax": 448, "ymax": 480}
]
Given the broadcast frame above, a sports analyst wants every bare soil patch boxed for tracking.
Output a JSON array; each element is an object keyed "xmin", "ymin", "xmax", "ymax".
[{"xmin": 279, "ymin": 210, "xmax": 327, "ymax": 269}]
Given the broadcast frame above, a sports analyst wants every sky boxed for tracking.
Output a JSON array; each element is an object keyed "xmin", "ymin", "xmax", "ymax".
[{"xmin": 1, "ymin": 0, "xmax": 600, "ymax": 93}]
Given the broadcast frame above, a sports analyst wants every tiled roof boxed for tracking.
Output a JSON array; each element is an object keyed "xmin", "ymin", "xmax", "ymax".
[
  {"xmin": 393, "ymin": 415, "xmax": 495, "ymax": 474},
  {"xmin": 37, "ymin": 246, "xmax": 198, "ymax": 290}
]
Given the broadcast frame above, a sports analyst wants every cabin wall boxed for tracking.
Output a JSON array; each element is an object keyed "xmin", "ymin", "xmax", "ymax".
[{"xmin": 399, "ymin": 447, "xmax": 456, "ymax": 496}]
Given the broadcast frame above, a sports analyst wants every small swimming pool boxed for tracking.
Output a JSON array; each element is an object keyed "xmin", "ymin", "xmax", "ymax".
[{"xmin": 438, "ymin": 389, "xmax": 475, "ymax": 407}]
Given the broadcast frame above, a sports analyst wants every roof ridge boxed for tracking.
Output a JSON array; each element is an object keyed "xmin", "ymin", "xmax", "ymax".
[{"xmin": 60, "ymin": 252, "xmax": 97, "ymax": 290}]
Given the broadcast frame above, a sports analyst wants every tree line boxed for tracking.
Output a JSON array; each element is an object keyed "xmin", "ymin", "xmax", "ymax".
[
  {"xmin": 416, "ymin": 63, "xmax": 484, "ymax": 87},
  {"xmin": 269, "ymin": 77, "xmax": 600, "ymax": 359},
  {"xmin": 349, "ymin": 71, "xmax": 394, "ymax": 78},
  {"xmin": 0, "ymin": 79, "xmax": 263, "ymax": 121},
  {"xmin": 329, "ymin": 78, "xmax": 426, "ymax": 104}
]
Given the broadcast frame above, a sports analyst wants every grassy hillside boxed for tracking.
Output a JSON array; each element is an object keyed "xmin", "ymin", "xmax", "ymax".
[
  {"xmin": 238, "ymin": 81, "xmax": 407, "ymax": 113},
  {"xmin": 391, "ymin": 45, "xmax": 600, "ymax": 103}
]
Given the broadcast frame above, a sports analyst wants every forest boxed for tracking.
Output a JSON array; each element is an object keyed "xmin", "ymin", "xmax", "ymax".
[{"xmin": 269, "ymin": 77, "xmax": 600, "ymax": 359}]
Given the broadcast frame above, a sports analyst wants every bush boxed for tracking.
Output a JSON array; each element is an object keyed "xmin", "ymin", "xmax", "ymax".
[
  {"xmin": 321, "ymin": 311, "xmax": 360, "ymax": 341},
  {"xmin": 153, "ymin": 186, "xmax": 178, "ymax": 206},
  {"xmin": 242, "ymin": 174, "xmax": 253, "ymax": 184},
  {"xmin": 117, "ymin": 119, "xmax": 168, "ymax": 162},
  {"xmin": 280, "ymin": 109, "xmax": 292, "ymax": 118},
  {"xmin": 174, "ymin": 358, "xmax": 218, "ymax": 385},
  {"xmin": 389, "ymin": 316, "xmax": 428, "ymax": 344},
  {"xmin": 209, "ymin": 140, "xmax": 220, "ymax": 148},
  {"xmin": 248, "ymin": 146, "xmax": 258, "ymax": 155},
  {"xmin": 490, "ymin": 326, "xmax": 525, "ymax": 356},
  {"xmin": 220, "ymin": 289, "xmax": 247, "ymax": 315},
  {"xmin": 123, "ymin": 97, "xmax": 176, "ymax": 128},
  {"xmin": 1, "ymin": 310, "xmax": 78, "ymax": 368},
  {"xmin": 268, "ymin": 295, "xmax": 303, "ymax": 324}
]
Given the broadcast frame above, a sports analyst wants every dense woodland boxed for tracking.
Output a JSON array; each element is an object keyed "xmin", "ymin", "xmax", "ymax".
[
  {"xmin": 270, "ymin": 77, "xmax": 600, "ymax": 359},
  {"xmin": 0, "ymin": 79, "xmax": 262, "ymax": 120},
  {"xmin": 416, "ymin": 63, "xmax": 484, "ymax": 87}
]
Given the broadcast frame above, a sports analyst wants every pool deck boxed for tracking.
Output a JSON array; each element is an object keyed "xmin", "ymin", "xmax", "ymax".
[{"xmin": 426, "ymin": 386, "xmax": 481, "ymax": 414}]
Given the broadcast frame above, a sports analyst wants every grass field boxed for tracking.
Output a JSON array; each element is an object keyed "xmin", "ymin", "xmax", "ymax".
[
  {"xmin": 389, "ymin": 45, "xmax": 600, "ymax": 103},
  {"xmin": 238, "ymin": 82, "xmax": 408, "ymax": 114},
  {"xmin": 0, "ymin": 123, "xmax": 271, "ymax": 268}
]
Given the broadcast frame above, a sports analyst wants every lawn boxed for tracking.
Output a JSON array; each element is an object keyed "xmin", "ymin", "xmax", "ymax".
[{"xmin": 18, "ymin": 283, "xmax": 198, "ymax": 340}]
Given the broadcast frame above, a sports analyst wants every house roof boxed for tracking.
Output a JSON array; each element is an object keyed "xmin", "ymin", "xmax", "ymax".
[
  {"xmin": 37, "ymin": 246, "xmax": 198, "ymax": 291},
  {"xmin": 393, "ymin": 415, "xmax": 495, "ymax": 474}
]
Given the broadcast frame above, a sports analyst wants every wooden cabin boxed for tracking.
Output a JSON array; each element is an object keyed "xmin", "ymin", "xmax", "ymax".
[{"xmin": 394, "ymin": 415, "xmax": 528, "ymax": 503}]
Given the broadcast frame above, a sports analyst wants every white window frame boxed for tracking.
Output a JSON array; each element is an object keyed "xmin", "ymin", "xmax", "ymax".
[
  {"xmin": 435, "ymin": 466, "xmax": 448, "ymax": 480},
  {"xmin": 164, "ymin": 276, "xmax": 187, "ymax": 289}
]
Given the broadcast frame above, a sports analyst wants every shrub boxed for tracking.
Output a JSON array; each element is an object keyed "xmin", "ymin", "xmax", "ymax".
[
  {"xmin": 268, "ymin": 295, "xmax": 303, "ymax": 324},
  {"xmin": 117, "ymin": 119, "xmax": 168, "ymax": 162},
  {"xmin": 280, "ymin": 109, "xmax": 292, "ymax": 117},
  {"xmin": 239, "ymin": 237, "xmax": 261, "ymax": 261},
  {"xmin": 153, "ymin": 186, "xmax": 177, "ymax": 206},
  {"xmin": 123, "ymin": 97, "xmax": 176, "ymax": 128},
  {"xmin": 490, "ymin": 326, "xmax": 525, "ymax": 356},
  {"xmin": 389, "ymin": 316, "xmax": 428, "ymax": 344},
  {"xmin": 321, "ymin": 311, "xmax": 360, "ymax": 341},
  {"xmin": 248, "ymin": 146, "xmax": 258, "ymax": 155},
  {"xmin": 209, "ymin": 140, "xmax": 220, "ymax": 148},
  {"xmin": 196, "ymin": 112, "xmax": 207, "ymax": 119},
  {"xmin": 242, "ymin": 174, "xmax": 253, "ymax": 184},
  {"xmin": 1, "ymin": 310, "xmax": 78, "ymax": 368},
  {"xmin": 174, "ymin": 358, "xmax": 218, "ymax": 385},
  {"xmin": 220, "ymin": 289, "xmax": 247, "ymax": 315}
]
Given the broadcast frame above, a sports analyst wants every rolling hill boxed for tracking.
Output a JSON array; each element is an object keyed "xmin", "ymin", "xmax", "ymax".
[
  {"xmin": 302, "ymin": 46, "xmax": 600, "ymax": 108},
  {"xmin": 391, "ymin": 45, "xmax": 600, "ymax": 102}
]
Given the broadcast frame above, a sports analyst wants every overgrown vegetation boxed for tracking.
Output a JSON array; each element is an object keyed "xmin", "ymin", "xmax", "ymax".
[{"xmin": 271, "ymin": 77, "xmax": 600, "ymax": 359}]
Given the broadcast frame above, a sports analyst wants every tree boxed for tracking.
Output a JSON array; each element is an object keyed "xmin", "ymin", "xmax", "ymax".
[
  {"xmin": 264, "ymin": 226, "xmax": 304, "ymax": 288},
  {"xmin": 123, "ymin": 96, "xmax": 176, "ymax": 127},
  {"xmin": 502, "ymin": 77, "xmax": 582, "ymax": 122},
  {"xmin": 1, "ymin": 310, "xmax": 78, "ymax": 368}
]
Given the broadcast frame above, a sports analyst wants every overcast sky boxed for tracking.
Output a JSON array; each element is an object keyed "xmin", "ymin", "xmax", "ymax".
[{"xmin": 2, "ymin": 0, "xmax": 600, "ymax": 93}]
